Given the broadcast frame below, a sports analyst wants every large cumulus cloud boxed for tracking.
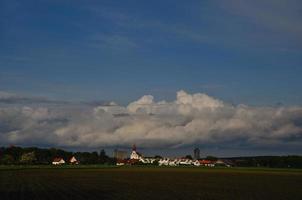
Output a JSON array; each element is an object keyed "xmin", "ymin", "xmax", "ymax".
[{"xmin": 0, "ymin": 90, "xmax": 302, "ymax": 151}]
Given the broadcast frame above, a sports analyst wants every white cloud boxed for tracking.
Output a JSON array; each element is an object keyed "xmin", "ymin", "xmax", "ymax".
[{"xmin": 0, "ymin": 90, "xmax": 301, "ymax": 152}]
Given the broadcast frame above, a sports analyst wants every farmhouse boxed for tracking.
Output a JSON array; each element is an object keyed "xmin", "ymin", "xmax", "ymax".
[
  {"xmin": 193, "ymin": 160, "xmax": 201, "ymax": 166},
  {"xmin": 116, "ymin": 159, "xmax": 127, "ymax": 166},
  {"xmin": 139, "ymin": 157, "xmax": 156, "ymax": 164},
  {"xmin": 215, "ymin": 159, "xmax": 233, "ymax": 167},
  {"xmin": 158, "ymin": 158, "xmax": 197, "ymax": 166},
  {"xmin": 158, "ymin": 158, "xmax": 179, "ymax": 166},
  {"xmin": 199, "ymin": 160, "xmax": 215, "ymax": 167},
  {"xmin": 179, "ymin": 158, "xmax": 193, "ymax": 165},
  {"xmin": 69, "ymin": 156, "xmax": 79, "ymax": 165},
  {"xmin": 52, "ymin": 157, "xmax": 65, "ymax": 165},
  {"xmin": 158, "ymin": 158, "xmax": 172, "ymax": 166}
]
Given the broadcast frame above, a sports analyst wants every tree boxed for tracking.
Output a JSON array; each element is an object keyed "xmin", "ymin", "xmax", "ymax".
[
  {"xmin": 152, "ymin": 160, "xmax": 159, "ymax": 166},
  {"xmin": 185, "ymin": 155, "xmax": 193, "ymax": 160},
  {"xmin": 90, "ymin": 151, "xmax": 99, "ymax": 164},
  {"xmin": 206, "ymin": 156, "xmax": 218, "ymax": 161},
  {"xmin": 20, "ymin": 152, "xmax": 37, "ymax": 164},
  {"xmin": 5, "ymin": 146, "xmax": 23, "ymax": 162},
  {"xmin": 75, "ymin": 151, "xmax": 99, "ymax": 164},
  {"xmin": 99, "ymin": 149, "xmax": 109, "ymax": 164},
  {"xmin": 1, "ymin": 154, "xmax": 15, "ymax": 164}
]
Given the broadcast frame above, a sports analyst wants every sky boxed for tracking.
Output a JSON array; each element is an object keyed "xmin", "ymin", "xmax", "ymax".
[{"xmin": 0, "ymin": 0, "xmax": 302, "ymax": 156}]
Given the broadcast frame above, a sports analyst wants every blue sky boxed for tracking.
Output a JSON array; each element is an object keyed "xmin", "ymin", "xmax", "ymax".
[
  {"xmin": 1, "ymin": 0, "xmax": 302, "ymax": 155},
  {"xmin": 1, "ymin": 0, "xmax": 302, "ymax": 105}
]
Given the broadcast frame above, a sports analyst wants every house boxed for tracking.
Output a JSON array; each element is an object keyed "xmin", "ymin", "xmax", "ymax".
[
  {"xmin": 116, "ymin": 158, "xmax": 140, "ymax": 166},
  {"xmin": 52, "ymin": 157, "xmax": 65, "ymax": 165},
  {"xmin": 179, "ymin": 158, "xmax": 193, "ymax": 165},
  {"xmin": 128, "ymin": 158, "xmax": 140, "ymax": 165},
  {"xmin": 168, "ymin": 159, "xmax": 178, "ymax": 166},
  {"xmin": 69, "ymin": 156, "xmax": 79, "ymax": 165},
  {"xmin": 116, "ymin": 159, "xmax": 127, "ymax": 166},
  {"xmin": 158, "ymin": 158, "xmax": 180, "ymax": 166},
  {"xmin": 193, "ymin": 160, "xmax": 201, "ymax": 166},
  {"xmin": 215, "ymin": 159, "xmax": 233, "ymax": 167},
  {"xmin": 199, "ymin": 159, "xmax": 215, "ymax": 167},
  {"xmin": 223, "ymin": 159, "xmax": 235, "ymax": 167},
  {"xmin": 139, "ymin": 157, "xmax": 156, "ymax": 164},
  {"xmin": 158, "ymin": 158, "xmax": 172, "ymax": 166}
]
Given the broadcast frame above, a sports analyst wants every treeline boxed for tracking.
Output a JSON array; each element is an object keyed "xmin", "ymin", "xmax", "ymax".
[
  {"xmin": 0, "ymin": 146, "xmax": 116, "ymax": 165},
  {"xmin": 228, "ymin": 156, "xmax": 302, "ymax": 168}
]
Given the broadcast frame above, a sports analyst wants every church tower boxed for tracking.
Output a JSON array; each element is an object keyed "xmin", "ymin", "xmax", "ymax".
[
  {"xmin": 130, "ymin": 144, "xmax": 142, "ymax": 160},
  {"xmin": 132, "ymin": 144, "xmax": 137, "ymax": 152}
]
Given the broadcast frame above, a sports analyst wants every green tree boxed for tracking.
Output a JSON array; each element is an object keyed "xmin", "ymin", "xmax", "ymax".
[
  {"xmin": 206, "ymin": 156, "xmax": 218, "ymax": 161},
  {"xmin": 1, "ymin": 154, "xmax": 15, "ymax": 164},
  {"xmin": 20, "ymin": 152, "xmax": 37, "ymax": 164},
  {"xmin": 5, "ymin": 146, "xmax": 23, "ymax": 163},
  {"xmin": 99, "ymin": 149, "xmax": 109, "ymax": 164}
]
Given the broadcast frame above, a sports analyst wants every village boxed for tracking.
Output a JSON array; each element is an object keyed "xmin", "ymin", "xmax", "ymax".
[
  {"xmin": 115, "ymin": 145, "xmax": 232, "ymax": 167},
  {"xmin": 51, "ymin": 145, "xmax": 233, "ymax": 167}
]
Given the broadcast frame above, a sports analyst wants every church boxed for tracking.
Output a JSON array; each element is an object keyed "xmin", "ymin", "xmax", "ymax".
[{"xmin": 130, "ymin": 144, "xmax": 142, "ymax": 160}]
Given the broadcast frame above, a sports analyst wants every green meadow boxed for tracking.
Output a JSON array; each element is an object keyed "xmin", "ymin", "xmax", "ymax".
[{"xmin": 0, "ymin": 166, "xmax": 301, "ymax": 200}]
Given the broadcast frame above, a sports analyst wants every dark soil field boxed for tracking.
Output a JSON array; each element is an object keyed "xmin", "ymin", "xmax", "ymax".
[{"xmin": 0, "ymin": 166, "xmax": 301, "ymax": 200}]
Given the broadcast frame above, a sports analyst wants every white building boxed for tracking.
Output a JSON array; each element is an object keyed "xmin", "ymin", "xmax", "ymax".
[
  {"xmin": 69, "ymin": 156, "xmax": 79, "ymax": 164},
  {"xmin": 179, "ymin": 158, "xmax": 193, "ymax": 165},
  {"xmin": 130, "ymin": 144, "xmax": 142, "ymax": 160},
  {"xmin": 158, "ymin": 158, "xmax": 179, "ymax": 166},
  {"xmin": 139, "ymin": 158, "xmax": 156, "ymax": 164},
  {"xmin": 158, "ymin": 158, "xmax": 170, "ymax": 166},
  {"xmin": 193, "ymin": 160, "xmax": 201, "ymax": 166},
  {"xmin": 52, "ymin": 157, "xmax": 65, "ymax": 165}
]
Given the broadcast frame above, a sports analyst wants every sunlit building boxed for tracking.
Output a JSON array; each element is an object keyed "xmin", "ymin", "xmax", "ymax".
[
  {"xmin": 113, "ymin": 149, "xmax": 128, "ymax": 160},
  {"xmin": 194, "ymin": 148, "xmax": 200, "ymax": 160},
  {"xmin": 130, "ymin": 144, "xmax": 142, "ymax": 160}
]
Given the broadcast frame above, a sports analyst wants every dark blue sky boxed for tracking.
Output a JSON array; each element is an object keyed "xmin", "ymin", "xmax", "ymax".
[{"xmin": 1, "ymin": 0, "xmax": 302, "ymax": 105}]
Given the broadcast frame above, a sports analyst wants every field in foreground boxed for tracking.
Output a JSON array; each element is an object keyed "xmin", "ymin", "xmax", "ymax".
[{"xmin": 0, "ymin": 166, "xmax": 301, "ymax": 200}]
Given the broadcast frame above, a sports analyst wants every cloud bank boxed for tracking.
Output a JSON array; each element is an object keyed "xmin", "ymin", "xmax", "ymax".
[{"xmin": 0, "ymin": 90, "xmax": 302, "ymax": 153}]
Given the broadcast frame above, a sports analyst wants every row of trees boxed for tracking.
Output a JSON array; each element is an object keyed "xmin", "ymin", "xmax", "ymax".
[
  {"xmin": 229, "ymin": 156, "xmax": 302, "ymax": 168},
  {"xmin": 1, "ymin": 146, "xmax": 302, "ymax": 168},
  {"xmin": 0, "ymin": 146, "xmax": 115, "ymax": 165}
]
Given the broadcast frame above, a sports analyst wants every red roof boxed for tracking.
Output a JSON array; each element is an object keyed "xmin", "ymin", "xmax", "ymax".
[
  {"xmin": 128, "ymin": 159, "xmax": 139, "ymax": 164},
  {"xmin": 116, "ymin": 159, "xmax": 128, "ymax": 164},
  {"xmin": 199, "ymin": 160, "xmax": 214, "ymax": 164},
  {"xmin": 53, "ymin": 157, "xmax": 64, "ymax": 162},
  {"xmin": 116, "ymin": 159, "xmax": 140, "ymax": 165},
  {"xmin": 69, "ymin": 156, "xmax": 78, "ymax": 163}
]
